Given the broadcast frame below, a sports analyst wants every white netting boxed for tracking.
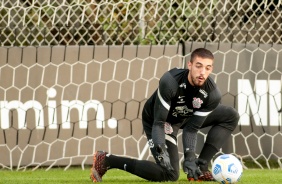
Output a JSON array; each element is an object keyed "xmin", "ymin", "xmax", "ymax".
[{"xmin": 0, "ymin": 44, "xmax": 281, "ymax": 171}]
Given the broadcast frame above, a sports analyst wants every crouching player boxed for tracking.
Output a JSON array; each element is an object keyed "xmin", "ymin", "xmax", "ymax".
[{"xmin": 90, "ymin": 48, "xmax": 239, "ymax": 182}]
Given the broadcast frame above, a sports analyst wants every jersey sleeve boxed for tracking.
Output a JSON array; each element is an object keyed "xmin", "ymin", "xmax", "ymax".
[{"xmin": 151, "ymin": 71, "xmax": 178, "ymax": 145}]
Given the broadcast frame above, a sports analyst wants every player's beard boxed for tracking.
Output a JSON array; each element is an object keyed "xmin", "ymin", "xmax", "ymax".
[{"xmin": 191, "ymin": 75, "xmax": 205, "ymax": 87}]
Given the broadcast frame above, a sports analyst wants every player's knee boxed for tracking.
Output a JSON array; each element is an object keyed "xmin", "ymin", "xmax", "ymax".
[
  {"xmin": 164, "ymin": 168, "xmax": 180, "ymax": 181},
  {"xmin": 226, "ymin": 106, "xmax": 240, "ymax": 130}
]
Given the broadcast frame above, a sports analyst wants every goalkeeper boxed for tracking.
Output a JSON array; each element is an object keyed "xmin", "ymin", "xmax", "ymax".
[{"xmin": 90, "ymin": 48, "xmax": 239, "ymax": 182}]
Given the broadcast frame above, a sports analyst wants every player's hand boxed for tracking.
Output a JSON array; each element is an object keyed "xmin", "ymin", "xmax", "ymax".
[
  {"xmin": 196, "ymin": 158, "xmax": 208, "ymax": 168},
  {"xmin": 183, "ymin": 151, "xmax": 203, "ymax": 180},
  {"xmin": 155, "ymin": 144, "xmax": 174, "ymax": 171}
]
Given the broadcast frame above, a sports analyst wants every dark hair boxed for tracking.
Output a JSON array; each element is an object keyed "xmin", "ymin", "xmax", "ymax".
[{"xmin": 190, "ymin": 48, "xmax": 214, "ymax": 63}]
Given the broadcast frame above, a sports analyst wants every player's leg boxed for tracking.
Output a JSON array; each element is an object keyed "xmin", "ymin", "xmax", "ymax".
[
  {"xmin": 199, "ymin": 104, "xmax": 239, "ymax": 163},
  {"xmin": 91, "ymin": 143, "xmax": 179, "ymax": 182},
  {"xmin": 142, "ymin": 137, "xmax": 180, "ymax": 181},
  {"xmin": 135, "ymin": 115, "xmax": 181, "ymax": 181},
  {"xmin": 90, "ymin": 117, "xmax": 180, "ymax": 182},
  {"xmin": 197, "ymin": 104, "xmax": 239, "ymax": 181}
]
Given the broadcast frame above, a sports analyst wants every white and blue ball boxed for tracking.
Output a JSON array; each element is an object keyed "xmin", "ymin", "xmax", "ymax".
[{"xmin": 212, "ymin": 154, "xmax": 243, "ymax": 184}]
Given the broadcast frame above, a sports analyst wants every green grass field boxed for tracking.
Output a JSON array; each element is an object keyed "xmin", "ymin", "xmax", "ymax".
[{"xmin": 0, "ymin": 167, "xmax": 281, "ymax": 184}]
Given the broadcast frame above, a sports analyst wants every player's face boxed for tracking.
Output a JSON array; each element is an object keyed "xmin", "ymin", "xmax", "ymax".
[{"xmin": 187, "ymin": 56, "xmax": 213, "ymax": 87}]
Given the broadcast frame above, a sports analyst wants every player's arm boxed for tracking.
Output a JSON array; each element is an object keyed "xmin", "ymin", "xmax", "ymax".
[
  {"xmin": 182, "ymin": 88, "xmax": 221, "ymax": 179},
  {"xmin": 151, "ymin": 71, "xmax": 178, "ymax": 170},
  {"xmin": 182, "ymin": 115, "xmax": 208, "ymax": 179}
]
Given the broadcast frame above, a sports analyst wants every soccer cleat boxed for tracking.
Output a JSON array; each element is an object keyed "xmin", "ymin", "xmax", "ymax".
[
  {"xmin": 187, "ymin": 170, "xmax": 215, "ymax": 182},
  {"xmin": 90, "ymin": 151, "xmax": 110, "ymax": 182},
  {"xmin": 198, "ymin": 170, "xmax": 215, "ymax": 181},
  {"xmin": 187, "ymin": 177, "xmax": 199, "ymax": 181}
]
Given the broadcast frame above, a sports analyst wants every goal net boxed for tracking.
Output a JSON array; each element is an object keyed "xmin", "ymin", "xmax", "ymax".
[
  {"xmin": 0, "ymin": 43, "xmax": 281, "ymax": 171},
  {"xmin": 0, "ymin": 0, "xmax": 281, "ymax": 170}
]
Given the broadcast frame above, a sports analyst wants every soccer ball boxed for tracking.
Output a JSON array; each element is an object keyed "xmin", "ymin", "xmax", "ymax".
[{"xmin": 212, "ymin": 154, "xmax": 243, "ymax": 184}]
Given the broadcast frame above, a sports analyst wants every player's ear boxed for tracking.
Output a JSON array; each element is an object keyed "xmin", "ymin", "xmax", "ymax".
[{"xmin": 187, "ymin": 61, "xmax": 192, "ymax": 70}]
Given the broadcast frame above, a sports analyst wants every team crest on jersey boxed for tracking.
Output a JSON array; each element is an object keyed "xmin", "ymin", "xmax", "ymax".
[
  {"xmin": 192, "ymin": 97, "xmax": 203, "ymax": 108},
  {"xmin": 164, "ymin": 122, "xmax": 173, "ymax": 134}
]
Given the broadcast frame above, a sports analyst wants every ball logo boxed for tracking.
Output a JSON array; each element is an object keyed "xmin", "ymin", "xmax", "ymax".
[
  {"xmin": 228, "ymin": 163, "xmax": 239, "ymax": 174},
  {"xmin": 213, "ymin": 164, "xmax": 222, "ymax": 175},
  {"xmin": 220, "ymin": 155, "xmax": 230, "ymax": 159}
]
